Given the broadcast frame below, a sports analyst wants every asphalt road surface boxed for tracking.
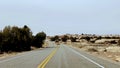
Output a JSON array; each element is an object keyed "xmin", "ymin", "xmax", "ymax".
[{"xmin": 0, "ymin": 42, "xmax": 120, "ymax": 68}]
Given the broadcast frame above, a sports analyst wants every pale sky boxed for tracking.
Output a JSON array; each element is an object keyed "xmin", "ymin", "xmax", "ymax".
[{"xmin": 0, "ymin": 0, "xmax": 120, "ymax": 36}]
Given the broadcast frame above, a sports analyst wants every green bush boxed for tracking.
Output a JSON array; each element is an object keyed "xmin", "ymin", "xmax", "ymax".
[{"xmin": 0, "ymin": 25, "xmax": 46, "ymax": 53}]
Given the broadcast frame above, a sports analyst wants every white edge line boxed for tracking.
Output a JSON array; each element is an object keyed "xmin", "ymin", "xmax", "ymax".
[{"xmin": 65, "ymin": 45, "xmax": 105, "ymax": 68}]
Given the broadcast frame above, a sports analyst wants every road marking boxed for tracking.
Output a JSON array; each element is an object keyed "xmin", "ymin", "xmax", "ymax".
[
  {"xmin": 37, "ymin": 46, "xmax": 59, "ymax": 68},
  {"xmin": 65, "ymin": 45, "xmax": 105, "ymax": 68}
]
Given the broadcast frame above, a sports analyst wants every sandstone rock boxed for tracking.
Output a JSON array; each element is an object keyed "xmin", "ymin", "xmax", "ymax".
[{"xmin": 114, "ymin": 56, "xmax": 120, "ymax": 62}]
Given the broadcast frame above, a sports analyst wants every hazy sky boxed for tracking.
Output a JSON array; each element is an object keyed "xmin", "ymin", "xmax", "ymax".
[{"xmin": 0, "ymin": 0, "xmax": 120, "ymax": 36}]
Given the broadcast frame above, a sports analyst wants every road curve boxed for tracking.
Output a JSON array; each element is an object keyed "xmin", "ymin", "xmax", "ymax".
[{"xmin": 0, "ymin": 42, "xmax": 120, "ymax": 68}]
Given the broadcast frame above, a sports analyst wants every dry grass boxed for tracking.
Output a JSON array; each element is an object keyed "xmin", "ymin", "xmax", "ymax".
[
  {"xmin": 0, "ymin": 52, "xmax": 18, "ymax": 59},
  {"xmin": 71, "ymin": 42, "xmax": 120, "ymax": 62}
]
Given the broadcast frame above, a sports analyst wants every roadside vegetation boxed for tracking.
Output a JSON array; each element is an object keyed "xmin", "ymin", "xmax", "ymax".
[
  {"xmin": 0, "ymin": 25, "xmax": 46, "ymax": 54},
  {"xmin": 50, "ymin": 34, "xmax": 120, "ymax": 45},
  {"xmin": 50, "ymin": 34, "xmax": 120, "ymax": 62},
  {"xmin": 50, "ymin": 35, "xmax": 77, "ymax": 43}
]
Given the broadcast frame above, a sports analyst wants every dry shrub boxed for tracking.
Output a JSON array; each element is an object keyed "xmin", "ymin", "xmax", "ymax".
[
  {"xmin": 88, "ymin": 48, "xmax": 98, "ymax": 52},
  {"xmin": 79, "ymin": 45, "xmax": 85, "ymax": 48}
]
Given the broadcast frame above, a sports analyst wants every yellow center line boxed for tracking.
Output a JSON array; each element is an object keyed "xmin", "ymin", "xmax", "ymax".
[{"xmin": 37, "ymin": 46, "xmax": 59, "ymax": 68}]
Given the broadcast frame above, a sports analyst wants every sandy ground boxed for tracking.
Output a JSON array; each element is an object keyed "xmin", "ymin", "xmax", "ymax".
[
  {"xmin": 0, "ymin": 42, "xmax": 48, "ymax": 60},
  {"xmin": 0, "ymin": 48, "xmax": 44, "ymax": 60},
  {"xmin": 0, "ymin": 52, "xmax": 19, "ymax": 59},
  {"xmin": 70, "ymin": 42, "xmax": 120, "ymax": 63}
]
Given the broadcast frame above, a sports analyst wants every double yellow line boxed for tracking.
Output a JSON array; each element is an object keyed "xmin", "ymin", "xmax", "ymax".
[{"xmin": 37, "ymin": 46, "xmax": 59, "ymax": 68}]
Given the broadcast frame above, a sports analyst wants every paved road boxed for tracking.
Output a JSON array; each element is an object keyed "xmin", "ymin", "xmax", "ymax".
[{"xmin": 0, "ymin": 42, "xmax": 120, "ymax": 68}]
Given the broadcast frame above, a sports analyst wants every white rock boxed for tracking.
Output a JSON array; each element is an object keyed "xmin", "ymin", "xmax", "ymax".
[{"xmin": 115, "ymin": 57, "xmax": 120, "ymax": 62}]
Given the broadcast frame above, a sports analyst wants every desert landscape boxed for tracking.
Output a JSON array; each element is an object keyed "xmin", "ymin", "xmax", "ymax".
[{"xmin": 50, "ymin": 34, "xmax": 120, "ymax": 63}]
